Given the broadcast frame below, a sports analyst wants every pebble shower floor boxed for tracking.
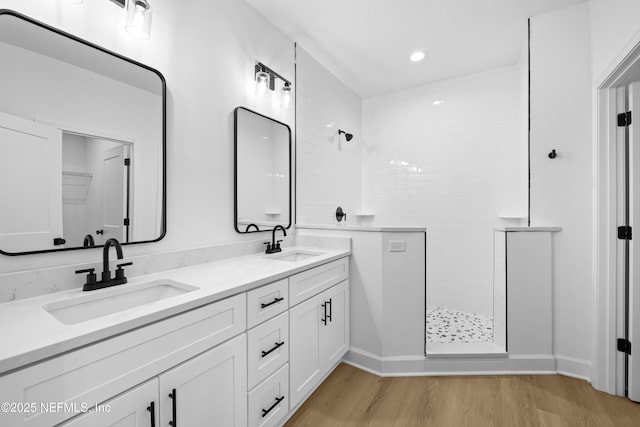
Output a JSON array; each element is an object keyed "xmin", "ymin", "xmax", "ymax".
[{"xmin": 426, "ymin": 306, "xmax": 493, "ymax": 344}]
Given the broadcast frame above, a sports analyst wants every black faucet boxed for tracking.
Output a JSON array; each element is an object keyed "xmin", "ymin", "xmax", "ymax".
[
  {"xmin": 75, "ymin": 238, "xmax": 132, "ymax": 291},
  {"xmin": 265, "ymin": 225, "xmax": 286, "ymax": 254}
]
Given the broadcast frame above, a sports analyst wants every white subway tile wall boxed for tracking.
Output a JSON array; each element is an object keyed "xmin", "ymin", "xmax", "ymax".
[
  {"xmin": 362, "ymin": 66, "xmax": 525, "ymax": 318},
  {"xmin": 296, "ymin": 47, "xmax": 363, "ymax": 225}
]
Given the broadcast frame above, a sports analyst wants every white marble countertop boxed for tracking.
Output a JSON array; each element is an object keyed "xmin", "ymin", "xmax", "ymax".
[
  {"xmin": 0, "ymin": 246, "xmax": 350, "ymax": 374},
  {"xmin": 296, "ymin": 224, "xmax": 427, "ymax": 232}
]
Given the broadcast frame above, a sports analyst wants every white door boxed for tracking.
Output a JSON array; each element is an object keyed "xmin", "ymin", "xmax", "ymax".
[
  {"xmin": 158, "ymin": 334, "xmax": 247, "ymax": 427},
  {"xmin": 628, "ymin": 82, "xmax": 640, "ymax": 401},
  {"xmin": 289, "ymin": 293, "xmax": 322, "ymax": 409},
  {"xmin": 60, "ymin": 379, "xmax": 158, "ymax": 427},
  {"xmin": 0, "ymin": 112, "xmax": 63, "ymax": 253},
  {"xmin": 319, "ymin": 280, "xmax": 350, "ymax": 372},
  {"xmin": 102, "ymin": 145, "xmax": 129, "ymax": 242}
]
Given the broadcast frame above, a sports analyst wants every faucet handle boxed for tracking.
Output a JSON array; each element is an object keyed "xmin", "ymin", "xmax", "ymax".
[
  {"xmin": 75, "ymin": 268, "xmax": 97, "ymax": 286},
  {"xmin": 115, "ymin": 262, "xmax": 133, "ymax": 280},
  {"xmin": 263, "ymin": 241, "xmax": 272, "ymax": 253},
  {"xmin": 275, "ymin": 240, "xmax": 283, "ymax": 250}
]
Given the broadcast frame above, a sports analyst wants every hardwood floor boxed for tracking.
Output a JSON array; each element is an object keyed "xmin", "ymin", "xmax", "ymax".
[{"xmin": 285, "ymin": 363, "xmax": 640, "ymax": 427}]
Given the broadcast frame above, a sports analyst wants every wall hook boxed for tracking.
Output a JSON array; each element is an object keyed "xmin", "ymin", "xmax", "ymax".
[{"xmin": 548, "ymin": 149, "xmax": 557, "ymax": 159}]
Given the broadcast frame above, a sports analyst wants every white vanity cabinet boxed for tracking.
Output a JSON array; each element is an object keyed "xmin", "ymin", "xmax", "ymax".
[
  {"xmin": 0, "ymin": 254, "xmax": 350, "ymax": 427},
  {"xmin": 289, "ymin": 277, "xmax": 350, "ymax": 409}
]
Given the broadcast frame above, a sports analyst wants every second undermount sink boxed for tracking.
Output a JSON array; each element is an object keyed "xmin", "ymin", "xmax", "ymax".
[
  {"xmin": 44, "ymin": 279, "xmax": 199, "ymax": 325},
  {"xmin": 265, "ymin": 250, "xmax": 324, "ymax": 262}
]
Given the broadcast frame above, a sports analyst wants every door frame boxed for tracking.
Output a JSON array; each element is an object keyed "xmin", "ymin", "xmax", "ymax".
[{"xmin": 594, "ymin": 35, "xmax": 640, "ymax": 395}]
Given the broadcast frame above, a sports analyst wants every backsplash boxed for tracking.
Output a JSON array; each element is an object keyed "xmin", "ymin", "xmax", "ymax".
[{"xmin": 0, "ymin": 234, "xmax": 350, "ymax": 303}]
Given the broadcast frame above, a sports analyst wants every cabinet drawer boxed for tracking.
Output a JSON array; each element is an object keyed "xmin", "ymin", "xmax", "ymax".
[
  {"xmin": 0, "ymin": 294, "xmax": 246, "ymax": 427},
  {"xmin": 248, "ymin": 364, "xmax": 289, "ymax": 427},
  {"xmin": 247, "ymin": 312, "xmax": 289, "ymax": 389},
  {"xmin": 247, "ymin": 279, "xmax": 288, "ymax": 329},
  {"xmin": 289, "ymin": 257, "xmax": 349, "ymax": 306}
]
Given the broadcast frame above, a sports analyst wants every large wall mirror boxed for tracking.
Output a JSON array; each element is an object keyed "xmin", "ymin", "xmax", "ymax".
[
  {"xmin": 234, "ymin": 107, "xmax": 291, "ymax": 233},
  {"xmin": 0, "ymin": 10, "xmax": 166, "ymax": 255}
]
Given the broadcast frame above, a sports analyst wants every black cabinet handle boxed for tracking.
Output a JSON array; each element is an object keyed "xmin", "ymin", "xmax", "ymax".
[
  {"xmin": 321, "ymin": 302, "xmax": 327, "ymax": 325},
  {"xmin": 96, "ymin": 229, "xmax": 104, "ymax": 235},
  {"xmin": 146, "ymin": 401, "xmax": 156, "ymax": 427},
  {"xmin": 169, "ymin": 388, "xmax": 177, "ymax": 427},
  {"xmin": 261, "ymin": 341, "xmax": 285, "ymax": 358},
  {"xmin": 327, "ymin": 298, "xmax": 333, "ymax": 322},
  {"xmin": 261, "ymin": 297, "xmax": 284, "ymax": 309},
  {"xmin": 261, "ymin": 395, "xmax": 285, "ymax": 418}
]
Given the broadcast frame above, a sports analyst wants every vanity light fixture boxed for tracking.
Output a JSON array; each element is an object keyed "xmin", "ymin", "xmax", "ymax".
[
  {"xmin": 255, "ymin": 62, "xmax": 293, "ymax": 108},
  {"xmin": 106, "ymin": 0, "xmax": 153, "ymax": 40}
]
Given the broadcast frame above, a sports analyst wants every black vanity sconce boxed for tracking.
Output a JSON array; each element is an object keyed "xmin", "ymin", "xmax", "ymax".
[
  {"xmin": 255, "ymin": 62, "xmax": 292, "ymax": 109},
  {"xmin": 71, "ymin": 0, "xmax": 153, "ymax": 39},
  {"xmin": 548, "ymin": 149, "xmax": 557, "ymax": 159}
]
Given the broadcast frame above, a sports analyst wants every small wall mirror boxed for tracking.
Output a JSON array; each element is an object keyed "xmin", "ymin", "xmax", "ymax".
[
  {"xmin": 234, "ymin": 107, "xmax": 291, "ymax": 233},
  {"xmin": 0, "ymin": 10, "xmax": 165, "ymax": 255}
]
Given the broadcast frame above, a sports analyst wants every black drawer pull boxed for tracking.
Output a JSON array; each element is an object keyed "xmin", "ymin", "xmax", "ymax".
[
  {"xmin": 261, "ymin": 341, "xmax": 285, "ymax": 358},
  {"xmin": 261, "ymin": 395, "xmax": 285, "ymax": 418},
  {"xmin": 261, "ymin": 297, "xmax": 284, "ymax": 309},
  {"xmin": 327, "ymin": 298, "xmax": 333, "ymax": 322},
  {"xmin": 169, "ymin": 388, "xmax": 177, "ymax": 426},
  {"xmin": 147, "ymin": 401, "xmax": 156, "ymax": 427}
]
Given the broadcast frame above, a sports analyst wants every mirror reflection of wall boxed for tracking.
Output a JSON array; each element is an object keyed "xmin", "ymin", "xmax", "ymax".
[
  {"xmin": 0, "ymin": 11, "xmax": 165, "ymax": 255},
  {"xmin": 235, "ymin": 107, "xmax": 291, "ymax": 233}
]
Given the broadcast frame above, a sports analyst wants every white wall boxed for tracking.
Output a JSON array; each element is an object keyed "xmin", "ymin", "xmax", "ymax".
[
  {"xmin": 362, "ymin": 67, "xmax": 524, "ymax": 318},
  {"xmin": 296, "ymin": 46, "xmax": 362, "ymax": 225},
  {"xmin": 590, "ymin": 0, "xmax": 640, "ymax": 83},
  {"xmin": 529, "ymin": 3, "xmax": 593, "ymax": 369},
  {"xmin": 0, "ymin": 0, "xmax": 294, "ymax": 274}
]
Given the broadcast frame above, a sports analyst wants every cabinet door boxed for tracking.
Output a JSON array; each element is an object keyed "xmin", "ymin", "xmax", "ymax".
[
  {"xmin": 159, "ymin": 334, "xmax": 247, "ymax": 427},
  {"xmin": 320, "ymin": 280, "xmax": 349, "ymax": 372},
  {"xmin": 60, "ymin": 379, "xmax": 158, "ymax": 427},
  {"xmin": 289, "ymin": 294, "xmax": 322, "ymax": 409}
]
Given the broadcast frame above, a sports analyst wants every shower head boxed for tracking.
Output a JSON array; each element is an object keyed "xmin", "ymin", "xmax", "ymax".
[{"xmin": 338, "ymin": 129, "xmax": 353, "ymax": 142}]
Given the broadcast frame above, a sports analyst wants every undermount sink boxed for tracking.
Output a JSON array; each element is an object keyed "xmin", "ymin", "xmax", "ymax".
[
  {"xmin": 265, "ymin": 250, "xmax": 324, "ymax": 262},
  {"xmin": 44, "ymin": 279, "xmax": 198, "ymax": 325}
]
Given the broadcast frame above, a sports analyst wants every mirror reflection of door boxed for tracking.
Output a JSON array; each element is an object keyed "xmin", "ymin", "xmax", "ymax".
[
  {"xmin": 0, "ymin": 112, "xmax": 63, "ymax": 252},
  {"xmin": 61, "ymin": 132, "xmax": 132, "ymax": 248}
]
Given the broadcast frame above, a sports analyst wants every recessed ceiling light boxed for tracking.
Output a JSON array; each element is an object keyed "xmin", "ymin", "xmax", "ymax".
[
  {"xmin": 410, "ymin": 50, "xmax": 426, "ymax": 62},
  {"xmin": 433, "ymin": 100, "xmax": 444, "ymax": 106}
]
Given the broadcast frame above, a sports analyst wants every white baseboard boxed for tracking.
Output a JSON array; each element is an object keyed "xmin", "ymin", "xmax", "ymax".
[
  {"xmin": 555, "ymin": 355, "xmax": 592, "ymax": 382},
  {"xmin": 345, "ymin": 347, "xmax": 585, "ymax": 379}
]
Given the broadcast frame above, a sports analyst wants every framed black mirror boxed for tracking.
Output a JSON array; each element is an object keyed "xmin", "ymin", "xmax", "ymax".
[
  {"xmin": 0, "ymin": 10, "xmax": 166, "ymax": 255},
  {"xmin": 234, "ymin": 107, "xmax": 291, "ymax": 233}
]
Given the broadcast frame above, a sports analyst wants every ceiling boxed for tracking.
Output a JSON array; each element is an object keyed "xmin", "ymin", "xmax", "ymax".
[{"xmin": 245, "ymin": 0, "xmax": 587, "ymax": 98}]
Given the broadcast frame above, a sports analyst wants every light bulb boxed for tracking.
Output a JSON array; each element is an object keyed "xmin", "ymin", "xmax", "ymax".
[
  {"xmin": 281, "ymin": 83, "xmax": 292, "ymax": 109},
  {"xmin": 255, "ymin": 71, "xmax": 269, "ymax": 95},
  {"xmin": 126, "ymin": 0, "xmax": 152, "ymax": 39}
]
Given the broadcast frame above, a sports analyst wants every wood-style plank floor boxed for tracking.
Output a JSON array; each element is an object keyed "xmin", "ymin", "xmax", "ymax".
[{"xmin": 285, "ymin": 363, "xmax": 640, "ymax": 427}]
